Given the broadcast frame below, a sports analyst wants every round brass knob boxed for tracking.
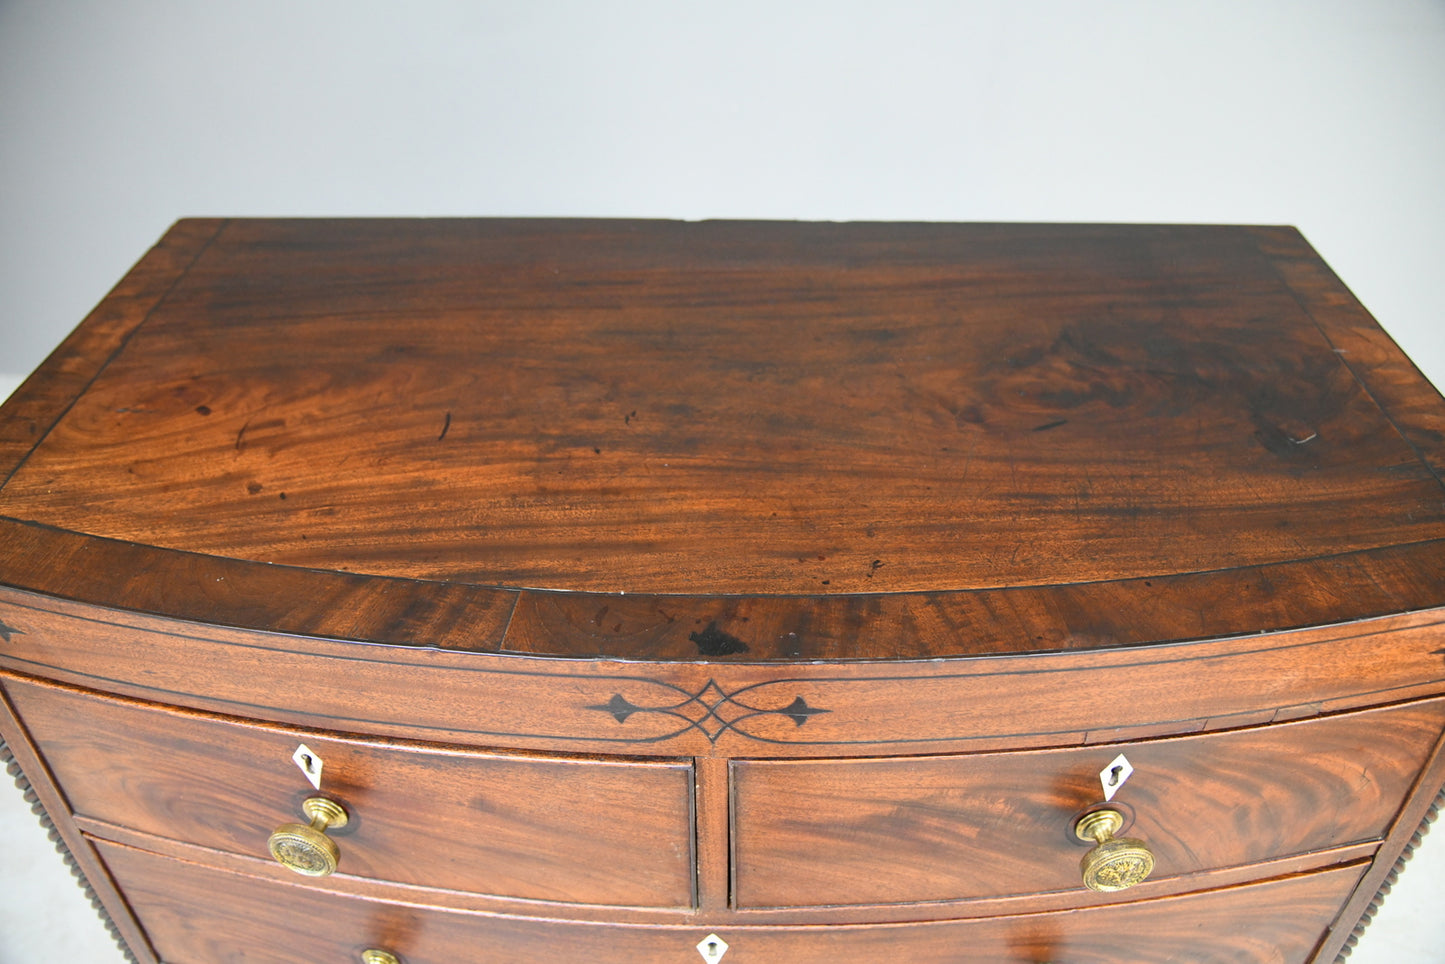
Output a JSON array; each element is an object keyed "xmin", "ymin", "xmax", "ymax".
[
  {"xmin": 268, "ymin": 795, "xmax": 349, "ymax": 877},
  {"xmin": 361, "ymin": 951, "xmax": 401, "ymax": 964},
  {"xmin": 1073, "ymin": 807, "xmax": 1154, "ymax": 892}
]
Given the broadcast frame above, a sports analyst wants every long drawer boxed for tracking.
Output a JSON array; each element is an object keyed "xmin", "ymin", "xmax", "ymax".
[
  {"xmin": 733, "ymin": 697, "xmax": 1445, "ymax": 907},
  {"xmin": 2, "ymin": 673, "xmax": 695, "ymax": 908},
  {"xmin": 4, "ymin": 591, "xmax": 1445, "ymax": 759},
  {"xmin": 93, "ymin": 837, "xmax": 1366, "ymax": 964}
]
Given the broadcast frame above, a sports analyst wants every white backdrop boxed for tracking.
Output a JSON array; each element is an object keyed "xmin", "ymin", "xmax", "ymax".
[{"xmin": 1, "ymin": 2, "xmax": 1443, "ymax": 962}]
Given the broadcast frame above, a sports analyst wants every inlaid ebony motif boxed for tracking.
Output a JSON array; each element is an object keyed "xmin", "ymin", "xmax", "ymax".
[{"xmin": 588, "ymin": 680, "xmax": 828, "ymax": 743}]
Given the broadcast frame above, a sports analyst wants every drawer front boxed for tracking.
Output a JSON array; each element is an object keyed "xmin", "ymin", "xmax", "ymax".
[
  {"xmin": 733, "ymin": 698, "xmax": 1445, "ymax": 908},
  {"xmin": 4, "ymin": 590, "xmax": 1445, "ymax": 759},
  {"xmin": 3, "ymin": 674, "xmax": 695, "ymax": 908},
  {"xmin": 95, "ymin": 837, "xmax": 1365, "ymax": 964}
]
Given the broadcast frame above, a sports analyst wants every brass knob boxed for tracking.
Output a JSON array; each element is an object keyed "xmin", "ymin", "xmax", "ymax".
[
  {"xmin": 361, "ymin": 951, "xmax": 401, "ymax": 964},
  {"xmin": 1073, "ymin": 807, "xmax": 1154, "ymax": 892},
  {"xmin": 268, "ymin": 795, "xmax": 349, "ymax": 877}
]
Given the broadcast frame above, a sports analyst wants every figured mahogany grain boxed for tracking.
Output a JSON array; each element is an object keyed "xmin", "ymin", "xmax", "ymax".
[
  {"xmin": 3, "ymin": 674, "xmax": 695, "ymax": 909},
  {"xmin": 0, "ymin": 219, "xmax": 225, "ymax": 488},
  {"xmin": 731, "ymin": 698, "xmax": 1445, "ymax": 908},
  {"xmin": 7, "ymin": 517, "xmax": 1445, "ymax": 661},
  {"xmin": 93, "ymin": 836, "xmax": 1365, "ymax": 964},
  {"xmin": 3, "ymin": 591, "xmax": 1444, "ymax": 758},
  {"xmin": 4, "ymin": 220, "xmax": 1445, "ymax": 964},
  {"xmin": 0, "ymin": 220, "xmax": 1442, "ymax": 664}
]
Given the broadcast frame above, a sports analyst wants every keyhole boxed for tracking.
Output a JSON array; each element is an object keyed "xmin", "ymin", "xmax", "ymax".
[
  {"xmin": 1108, "ymin": 765, "xmax": 1123, "ymax": 787},
  {"xmin": 696, "ymin": 932, "xmax": 728, "ymax": 961},
  {"xmin": 301, "ymin": 754, "xmax": 314, "ymax": 771}
]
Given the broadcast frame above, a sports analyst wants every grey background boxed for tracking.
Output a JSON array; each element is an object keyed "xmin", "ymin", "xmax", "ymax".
[{"xmin": 1, "ymin": 2, "xmax": 1442, "ymax": 961}]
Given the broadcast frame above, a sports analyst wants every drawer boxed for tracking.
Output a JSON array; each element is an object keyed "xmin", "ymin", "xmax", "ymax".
[
  {"xmin": 94, "ymin": 837, "xmax": 1366, "ymax": 964},
  {"xmin": 5, "ymin": 591, "xmax": 1445, "ymax": 760},
  {"xmin": 2, "ymin": 674, "xmax": 695, "ymax": 908},
  {"xmin": 733, "ymin": 698, "xmax": 1445, "ymax": 908}
]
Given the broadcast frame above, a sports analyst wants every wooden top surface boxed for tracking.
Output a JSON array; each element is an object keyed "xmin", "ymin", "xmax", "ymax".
[{"xmin": 2, "ymin": 218, "xmax": 1444, "ymax": 661}]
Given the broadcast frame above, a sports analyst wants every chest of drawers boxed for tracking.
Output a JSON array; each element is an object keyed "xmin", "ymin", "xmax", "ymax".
[{"xmin": 2, "ymin": 219, "xmax": 1444, "ymax": 963}]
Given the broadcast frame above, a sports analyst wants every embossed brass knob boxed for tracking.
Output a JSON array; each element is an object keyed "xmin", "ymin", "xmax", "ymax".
[
  {"xmin": 1073, "ymin": 807, "xmax": 1154, "ymax": 892},
  {"xmin": 268, "ymin": 795, "xmax": 349, "ymax": 877},
  {"xmin": 361, "ymin": 951, "xmax": 401, "ymax": 964}
]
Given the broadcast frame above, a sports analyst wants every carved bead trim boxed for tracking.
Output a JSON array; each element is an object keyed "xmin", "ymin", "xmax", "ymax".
[
  {"xmin": 0, "ymin": 737, "xmax": 138, "ymax": 964},
  {"xmin": 1335, "ymin": 780, "xmax": 1445, "ymax": 961}
]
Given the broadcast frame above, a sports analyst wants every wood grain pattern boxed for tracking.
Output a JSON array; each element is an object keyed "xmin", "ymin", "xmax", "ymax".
[
  {"xmin": 0, "ymin": 220, "xmax": 1442, "ymax": 663},
  {"xmin": 1313, "ymin": 704, "xmax": 1445, "ymax": 962},
  {"xmin": 4, "ymin": 221, "xmax": 1444, "ymax": 963},
  {"xmin": 732, "ymin": 698, "xmax": 1445, "ymax": 908},
  {"xmin": 3, "ymin": 590, "xmax": 1443, "ymax": 757},
  {"xmin": 3, "ymin": 674, "xmax": 695, "ymax": 909},
  {"xmin": 0, "ymin": 681, "xmax": 159, "ymax": 962},
  {"xmin": 0, "ymin": 219, "xmax": 225, "ymax": 489},
  {"xmin": 72, "ymin": 814, "xmax": 1382, "ymax": 928},
  {"xmin": 94, "ymin": 836, "xmax": 1366, "ymax": 964},
  {"xmin": 7, "ymin": 517, "xmax": 1445, "ymax": 662},
  {"xmin": 1249, "ymin": 225, "xmax": 1445, "ymax": 488},
  {"xmin": 0, "ymin": 738, "xmax": 140, "ymax": 964}
]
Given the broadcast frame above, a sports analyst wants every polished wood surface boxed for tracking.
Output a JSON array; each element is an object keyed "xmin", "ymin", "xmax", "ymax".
[
  {"xmin": 1, "ymin": 220, "xmax": 1443, "ymax": 660},
  {"xmin": 2, "ymin": 589, "xmax": 1445, "ymax": 763},
  {"xmin": 2, "ymin": 674, "xmax": 695, "ymax": 908},
  {"xmin": 4, "ymin": 590, "xmax": 1443, "ymax": 758},
  {"xmin": 94, "ymin": 836, "xmax": 1366, "ymax": 964},
  {"xmin": 732, "ymin": 698, "xmax": 1445, "ymax": 907},
  {"xmin": 4, "ymin": 221, "xmax": 1445, "ymax": 964}
]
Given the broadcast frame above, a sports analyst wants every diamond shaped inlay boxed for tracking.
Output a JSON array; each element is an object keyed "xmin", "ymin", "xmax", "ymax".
[
  {"xmin": 696, "ymin": 934, "xmax": 729, "ymax": 961},
  {"xmin": 587, "ymin": 680, "xmax": 829, "ymax": 743}
]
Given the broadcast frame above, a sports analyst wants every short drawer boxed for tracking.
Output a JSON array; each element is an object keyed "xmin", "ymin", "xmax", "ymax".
[
  {"xmin": 94, "ymin": 837, "xmax": 1366, "ymax": 964},
  {"xmin": 3, "ymin": 673, "xmax": 695, "ymax": 908},
  {"xmin": 733, "ymin": 697, "xmax": 1445, "ymax": 908}
]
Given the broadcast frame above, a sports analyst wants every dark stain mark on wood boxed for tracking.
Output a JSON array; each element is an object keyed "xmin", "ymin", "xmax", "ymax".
[
  {"xmin": 0, "ymin": 617, "xmax": 21, "ymax": 643},
  {"xmin": 234, "ymin": 420, "xmax": 250, "ymax": 451},
  {"xmin": 866, "ymin": 559, "xmax": 885, "ymax": 579},
  {"xmin": 1033, "ymin": 419, "xmax": 1067, "ymax": 432},
  {"xmin": 438, "ymin": 411, "xmax": 452, "ymax": 442},
  {"xmin": 625, "ymin": 410, "xmax": 637, "ymax": 425},
  {"xmin": 246, "ymin": 481, "xmax": 263, "ymax": 495},
  {"xmin": 194, "ymin": 405, "xmax": 211, "ymax": 416},
  {"xmin": 690, "ymin": 622, "xmax": 750, "ymax": 656}
]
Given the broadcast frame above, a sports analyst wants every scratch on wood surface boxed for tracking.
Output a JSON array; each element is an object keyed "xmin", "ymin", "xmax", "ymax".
[{"xmin": 438, "ymin": 411, "xmax": 452, "ymax": 442}]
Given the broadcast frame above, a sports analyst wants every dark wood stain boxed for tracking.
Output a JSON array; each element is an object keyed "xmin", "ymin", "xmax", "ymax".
[
  {"xmin": 4, "ymin": 674, "xmax": 695, "ymax": 908},
  {"xmin": 93, "ymin": 837, "xmax": 1368, "ymax": 964},
  {"xmin": 2, "ymin": 221, "xmax": 1444, "ymax": 964},
  {"xmin": 689, "ymin": 622, "xmax": 750, "ymax": 656},
  {"xmin": 732, "ymin": 698, "xmax": 1445, "ymax": 908},
  {"xmin": 0, "ymin": 221, "xmax": 1439, "ymax": 663}
]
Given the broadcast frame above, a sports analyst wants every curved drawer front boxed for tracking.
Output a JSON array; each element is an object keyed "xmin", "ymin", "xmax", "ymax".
[
  {"xmin": 93, "ymin": 837, "xmax": 1365, "ymax": 964},
  {"xmin": 733, "ymin": 697, "xmax": 1445, "ymax": 908},
  {"xmin": 3, "ymin": 590, "xmax": 1445, "ymax": 758},
  {"xmin": 2, "ymin": 674, "xmax": 695, "ymax": 909}
]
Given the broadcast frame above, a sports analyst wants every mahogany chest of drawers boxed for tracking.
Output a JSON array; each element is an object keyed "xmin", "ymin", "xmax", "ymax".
[{"xmin": 2, "ymin": 219, "xmax": 1444, "ymax": 963}]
